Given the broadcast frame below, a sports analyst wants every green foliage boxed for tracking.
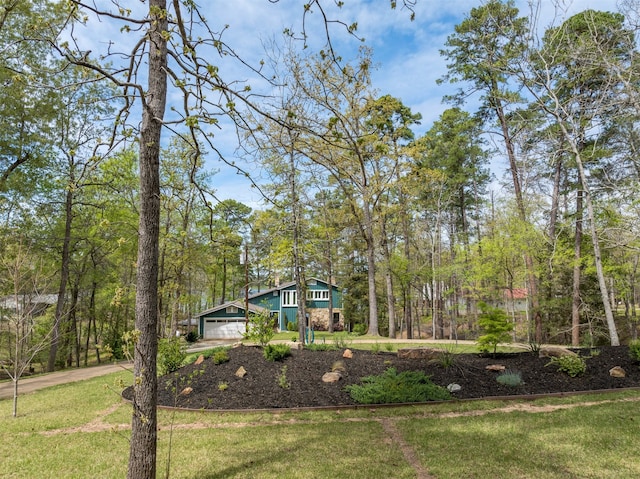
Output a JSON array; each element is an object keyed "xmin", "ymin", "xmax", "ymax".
[
  {"xmin": 277, "ymin": 365, "xmax": 290, "ymax": 389},
  {"xmin": 305, "ymin": 343, "xmax": 338, "ymax": 351},
  {"xmin": 477, "ymin": 302, "xmax": 513, "ymax": 355},
  {"xmin": 286, "ymin": 321, "xmax": 298, "ymax": 332},
  {"xmin": 212, "ymin": 349, "xmax": 230, "ymax": 365},
  {"xmin": 352, "ymin": 323, "xmax": 367, "ymax": 336},
  {"xmin": 629, "ymin": 339, "xmax": 640, "ymax": 362},
  {"xmin": 243, "ymin": 308, "xmax": 275, "ymax": 347},
  {"xmin": 546, "ymin": 355, "xmax": 587, "ymax": 377},
  {"xmin": 345, "ymin": 368, "xmax": 451, "ymax": 404},
  {"xmin": 496, "ymin": 369, "xmax": 523, "ymax": 387},
  {"xmin": 429, "ymin": 347, "xmax": 458, "ymax": 369},
  {"xmin": 157, "ymin": 338, "xmax": 187, "ymax": 376},
  {"xmin": 332, "ymin": 332, "xmax": 353, "ymax": 349},
  {"xmin": 263, "ymin": 343, "xmax": 292, "ymax": 361},
  {"xmin": 185, "ymin": 330, "xmax": 199, "ymax": 343},
  {"xmin": 217, "ymin": 381, "xmax": 228, "ymax": 391}
]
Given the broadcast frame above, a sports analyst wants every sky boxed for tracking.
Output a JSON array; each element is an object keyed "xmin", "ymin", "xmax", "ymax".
[{"xmin": 74, "ymin": 1, "xmax": 621, "ymax": 210}]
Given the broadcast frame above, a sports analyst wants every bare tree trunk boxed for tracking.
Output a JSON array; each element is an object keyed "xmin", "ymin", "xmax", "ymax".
[
  {"xmin": 127, "ymin": 2, "xmax": 167, "ymax": 477},
  {"xmin": 571, "ymin": 190, "xmax": 583, "ymax": 346},
  {"xmin": 48, "ymin": 186, "xmax": 73, "ymax": 372}
]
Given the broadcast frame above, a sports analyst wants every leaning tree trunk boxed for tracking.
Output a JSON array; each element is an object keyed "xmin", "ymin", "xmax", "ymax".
[{"xmin": 127, "ymin": 2, "xmax": 167, "ymax": 478}]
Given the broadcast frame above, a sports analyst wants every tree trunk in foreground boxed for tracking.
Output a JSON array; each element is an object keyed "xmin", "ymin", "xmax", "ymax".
[{"xmin": 127, "ymin": 1, "xmax": 167, "ymax": 478}]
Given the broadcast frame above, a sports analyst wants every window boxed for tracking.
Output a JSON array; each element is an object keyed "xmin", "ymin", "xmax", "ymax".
[
  {"xmin": 226, "ymin": 306, "xmax": 238, "ymax": 314},
  {"xmin": 281, "ymin": 290, "xmax": 297, "ymax": 307},
  {"xmin": 306, "ymin": 289, "xmax": 330, "ymax": 301}
]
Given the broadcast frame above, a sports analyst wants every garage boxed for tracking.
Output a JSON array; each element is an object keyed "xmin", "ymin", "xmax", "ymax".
[
  {"xmin": 197, "ymin": 300, "xmax": 269, "ymax": 340},
  {"xmin": 202, "ymin": 318, "xmax": 246, "ymax": 339}
]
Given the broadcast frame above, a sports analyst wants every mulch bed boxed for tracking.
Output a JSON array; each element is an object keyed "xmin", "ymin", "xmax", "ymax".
[{"xmin": 122, "ymin": 344, "xmax": 640, "ymax": 410}]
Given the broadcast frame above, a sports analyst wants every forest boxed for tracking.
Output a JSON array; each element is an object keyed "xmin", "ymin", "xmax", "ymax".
[{"xmin": 2, "ymin": 0, "xmax": 640, "ymax": 376}]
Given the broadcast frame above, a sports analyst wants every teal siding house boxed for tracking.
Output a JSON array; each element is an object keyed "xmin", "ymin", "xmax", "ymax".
[{"xmin": 197, "ymin": 278, "xmax": 343, "ymax": 339}]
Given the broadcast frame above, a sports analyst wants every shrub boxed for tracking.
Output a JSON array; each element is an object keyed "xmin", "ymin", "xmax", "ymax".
[
  {"xmin": 496, "ymin": 369, "xmax": 523, "ymax": 387},
  {"xmin": 157, "ymin": 337, "xmax": 187, "ymax": 376},
  {"xmin": 477, "ymin": 302, "xmax": 513, "ymax": 355},
  {"xmin": 286, "ymin": 321, "xmax": 298, "ymax": 332},
  {"xmin": 185, "ymin": 330, "xmax": 199, "ymax": 343},
  {"xmin": 629, "ymin": 339, "xmax": 640, "ymax": 362},
  {"xmin": 546, "ymin": 355, "xmax": 587, "ymax": 377},
  {"xmin": 429, "ymin": 347, "xmax": 458, "ymax": 369},
  {"xmin": 243, "ymin": 308, "xmax": 275, "ymax": 347},
  {"xmin": 263, "ymin": 343, "xmax": 292, "ymax": 361},
  {"xmin": 277, "ymin": 365, "xmax": 290, "ymax": 389},
  {"xmin": 305, "ymin": 343, "xmax": 338, "ymax": 351},
  {"xmin": 352, "ymin": 323, "xmax": 367, "ymax": 336},
  {"xmin": 345, "ymin": 368, "xmax": 451, "ymax": 404},
  {"xmin": 212, "ymin": 349, "xmax": 230, "ymax": 364}
]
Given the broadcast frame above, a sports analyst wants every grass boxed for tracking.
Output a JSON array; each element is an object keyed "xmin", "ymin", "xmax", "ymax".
[{"xmin": 2, "ymin": 367, "xmax": 640, "ymax": 478}]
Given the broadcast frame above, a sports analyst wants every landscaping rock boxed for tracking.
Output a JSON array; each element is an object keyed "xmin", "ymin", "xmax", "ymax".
[
  {"xmin": 539, "ymin": 345, "xmax": 577, "ymax": 359},
  {"xmin": 194, "ymin": 354, "xmax": 204, "ymax": 365},
  {"xmin": 447, "ymin": 383, "xmax": 462, "ymax": 392},
  {"xmin": 486, "ymin": 364, "xmax": 506, "ymax": 372},
  {"xmin": 609, "ymin": 366, "xmax": 626, "ymax": 378},
  {"xmin": 180, "ymin": 387, "xmax": 193, "ymax": 396},
  {"xmin": 235, "ymin": 366, "xmax": 247, "ymax": 378},
  {"xmin": 343, "ymin": 349, "xmax": 353, "ymax": 359},
  {"xmin": 397, "ymin": 347, "xmax": 447, "ymax": 360},
  {"xmin": 322, "ymin": 371, "xmax": 343, "ymax": 383}
]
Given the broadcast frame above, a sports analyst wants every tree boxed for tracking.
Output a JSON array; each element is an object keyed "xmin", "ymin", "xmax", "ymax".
[
  {"xmin": 0, "ymin": 238, "xmax": 53, "ymax": 417},
  {"xmin": 441, "ymin": 0, "xmax": 544, "ymax": 342},
  {"xmin": 524, "ymin": 9, "xmax": 636, "ymax": 345}
]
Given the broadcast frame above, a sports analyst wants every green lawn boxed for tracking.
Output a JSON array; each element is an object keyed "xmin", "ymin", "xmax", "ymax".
[{"xmin": 2, "ymin": 367, "xmax": 640, "ymax": 478}]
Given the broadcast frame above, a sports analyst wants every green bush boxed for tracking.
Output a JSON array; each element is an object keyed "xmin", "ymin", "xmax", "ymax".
[
  {"xmin": 157, "ymin": 337, "xmax": 187, "ymax": 376},
  {"xmin": 629, "ymin": 339, "xmax": 640, "ymax": 362},
  {"xmin": 243, "ymin": 308, "xmax": 275, "ymax": 347},
  {"xmin": 546, "ymin": 354, "xmax": 586, "ymax": 377},
  {"xmin": 185, "ymin": 330, "xmax": 199, "ymax": 343},
  {"xmin": 263, "ymin": 343, "xmax": 292, "ymax": 361},
  {"xmin": 212, "ymin": 349, "xmax": 230, "ymax": 364},
  {"xmin": 305, "ymin": 343, "xmax": 338, "ymax": 351},
  {"xmin": 286, "ymin": 321, "xmax": 298, "ymax": 332},
  {"xmin": 352, "ymin": 323, "xmax": 367, "ymax": 336},
  {"xmin": 345, "ymin": 368, "xmax": 451, "ymax": 404},
  {"xmin": 477, "ymin": 302, "xmax": 513, "ymax": 355},
  {"xmin": 496, "ymin": 369, "xmax": 523, "ymax": 387}
]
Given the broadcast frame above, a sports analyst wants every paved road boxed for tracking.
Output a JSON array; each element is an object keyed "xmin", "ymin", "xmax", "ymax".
[{"xmin": 0, "ymin": 362, "xmax": 130, "ymax": 400}]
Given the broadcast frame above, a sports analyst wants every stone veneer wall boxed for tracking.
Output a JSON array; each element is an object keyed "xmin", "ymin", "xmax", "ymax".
[{"xmin": 309, "ymin": 308, "xmax": 343, "ymax": 330}]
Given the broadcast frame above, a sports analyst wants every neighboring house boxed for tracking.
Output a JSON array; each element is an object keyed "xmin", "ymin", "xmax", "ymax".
[
  {"xmin": 196, "ymin": 277, "xmax": 343, "ymax": 340},
  {"xmin": 0, "ymin": 294, "xmax": 57, "ymax": 318},
  {"xmin": 491, "ymin": 288, "xmax": 529, "ymax": 315}
]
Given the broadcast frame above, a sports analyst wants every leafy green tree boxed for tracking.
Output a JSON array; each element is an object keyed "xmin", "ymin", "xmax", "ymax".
[{"xmin": 477, "ymin": 302, "xmax": 513, "ymax": 355}]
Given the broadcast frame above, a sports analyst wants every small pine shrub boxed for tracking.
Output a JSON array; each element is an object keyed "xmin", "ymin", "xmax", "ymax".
[
  {"xmin": 212, "ymin": 349, "xmax": 230, "ymax": 364},
  {"xmin": 263, "ymin": 343, "xmax": 292, "ymax": 361},
  {"xmin": 352, "ymin": 323, "xmax": 367, "ymax": 336},
  {"xmin": 277, "ymin": 365, "xmax": 290, "ymax": 389},
  {"xmin": 345, "ymin": 368, "xmax": 451, "ymax": 404},
  {"xmin": 546, "ymin": 355, "xmax": 587, "ymax": 377},
  {"xmin": 629, "ymin": 339, "xmax": 640, "ymax": 362},
  {"xmin": 496, "ymin": 369, "xmax": 523, "ymax": 387},
  {"xmin": 286, "ymin": 321, "xmax": 298, "ymax": 332},
  {"xmin": 477, "ymin": 302, "xmax": 513, "ymax": 355}
]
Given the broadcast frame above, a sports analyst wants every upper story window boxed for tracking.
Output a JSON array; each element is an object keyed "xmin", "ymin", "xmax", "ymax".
[
  {"xmin": 281, "ymin": 290, "xmax": 297, "ymax": 307},
  {"xmin": 226, "ymin": 306, "xmax": 238, "ymax": 314},
  {"xmin": 306, "ymin": 289, "xmax": 330, "ymax": 301}
]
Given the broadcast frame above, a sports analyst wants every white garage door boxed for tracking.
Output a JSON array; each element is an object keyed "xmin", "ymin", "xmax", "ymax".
[{"xmin": 203, "ymin": 319, "xmax": 246, "ymax": 339}]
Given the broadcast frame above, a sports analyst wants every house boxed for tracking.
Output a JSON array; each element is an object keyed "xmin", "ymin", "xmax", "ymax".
[{"xmin": 196, "ymin": 278, "xmax": 343, "ymax": 340}]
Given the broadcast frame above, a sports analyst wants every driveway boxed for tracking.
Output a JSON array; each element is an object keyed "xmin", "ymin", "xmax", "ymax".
[{"xmin": 0, "ymin": 362, "xmax": 130, "ymax": 400}]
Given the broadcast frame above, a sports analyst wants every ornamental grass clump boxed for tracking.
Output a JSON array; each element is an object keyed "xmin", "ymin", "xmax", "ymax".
[
  {"xmin": 496, "ymin": 369, "xmax": 524, "ymax": 387},
  {"xmin": 345, "ymin": 368, "xmax": 451, "ymax": 404}
]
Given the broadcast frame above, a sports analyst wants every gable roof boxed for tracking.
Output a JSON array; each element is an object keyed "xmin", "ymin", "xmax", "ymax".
[
  {"xmin": 247, "ymin": 277, "xmax": 337, "ymax": 301},
  {"xmin": 194, "ymin": 300, "xmax": 269, "ymax": 318}
]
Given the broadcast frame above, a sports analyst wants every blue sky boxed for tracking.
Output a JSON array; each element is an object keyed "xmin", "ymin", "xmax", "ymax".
[
  {"xmin": 73, "ymin": 1, "xmax": 620, "ymax": 209},
  {"xmin": 204, "ymin": 0, "xmax": 620, "ymax": 209}
]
